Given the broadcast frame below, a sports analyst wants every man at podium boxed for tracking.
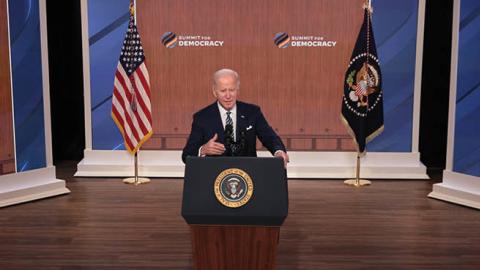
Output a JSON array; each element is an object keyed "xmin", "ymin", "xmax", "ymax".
[{"xmin": 182, "ymin": 68, "xmax": 289, "ymax": 167}]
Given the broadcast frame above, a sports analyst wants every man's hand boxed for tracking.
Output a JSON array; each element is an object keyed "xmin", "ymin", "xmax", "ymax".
[
  {"xmin": 200, "ymin": 134, "xmax": 225, "ymax": 156},
  {"xmin": 274, "ymin": 150, "xmax": 289, "ymax": 169}
]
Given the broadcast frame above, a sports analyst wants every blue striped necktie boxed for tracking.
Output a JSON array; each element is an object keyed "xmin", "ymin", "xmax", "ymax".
[
  {"xmin": 226, "ymin": 111, "xmax": 234, "ymax": 143},
  {"xmin": 226, "ymin": 111, "xmax": 233, "ymax": 126}
]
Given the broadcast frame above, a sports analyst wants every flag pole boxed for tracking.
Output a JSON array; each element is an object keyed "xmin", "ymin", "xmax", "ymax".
[
  {"xmin": 120, "ymin": 0, "xmax": 150, "ymax": 186},
  {"xmin": 344, "ymin": 153, "xmax": 371, "ymax": 187},
  {"xmin": 123, "ymin": 152, "xmax": 151, "ymax": 185},
  {"xmin": 343, "ymin": 1, "xmax": 373, "ymax": 187}
]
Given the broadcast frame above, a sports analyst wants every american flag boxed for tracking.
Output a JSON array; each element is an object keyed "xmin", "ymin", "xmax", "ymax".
[
  {"xmin": 111, "ymin": 7, "xmax": 153, "ymax": 154},
  {"xmin": 352, "ymin": 82, "xmax": 367, "ymax": 97}
]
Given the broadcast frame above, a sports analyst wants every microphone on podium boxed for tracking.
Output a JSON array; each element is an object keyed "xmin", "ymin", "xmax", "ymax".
[
  {"xmin": 224, "ymin": 124, "xmax": 233, "ymax": 156},
  {"xmin": 239, "ymin": 129, "xmax": 246, "ymax": 155}
]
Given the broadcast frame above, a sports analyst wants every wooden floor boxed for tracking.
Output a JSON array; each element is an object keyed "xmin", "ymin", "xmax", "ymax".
[{"xmin": 1, "ymin": 163, "xmax": 479, "ymax": 270}]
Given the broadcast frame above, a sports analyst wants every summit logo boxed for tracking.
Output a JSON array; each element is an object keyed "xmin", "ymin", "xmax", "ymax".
[
  {"xmin": 273, "ymin": 32, "xmax": 337, "ymax": 48},
  {"xmin": 274, "ymin": 32, "xmax": 290, "ymax": 48},
  {"xmin": 161, "ymin": 32, "xmax": 224, "ymax": 48},
  {"xmin": 161, "ymin": 32, "xmax": 177, "ymax": 48}
]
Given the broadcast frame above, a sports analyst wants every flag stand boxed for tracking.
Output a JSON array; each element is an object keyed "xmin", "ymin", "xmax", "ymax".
[
  {"xmin": 344, "ymin": 153, "xmax": 371, "ymax": 187},
  {"xmin": 123, "ymin": 152, "xmax": 150, "ymax": 185}
]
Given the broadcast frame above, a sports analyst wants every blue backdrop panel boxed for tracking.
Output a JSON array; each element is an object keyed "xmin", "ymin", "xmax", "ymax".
[
  {"xmin": 367, "ymin": 0, "xmax": 418, "ymax": 152},
  {"xmin": 453, "ymin": 0, "xmax": 480, "ymax": 177},
  {"xmin": 9, "ymin": 0, "xmax": 46, "ymax": 171},
  {"xmin": 88, "ymin": 0, "xmax": 418, "ymax": 152},
  {"xmin": 88, "ymin": 0, "xmax": 130, "ymax": 150}
]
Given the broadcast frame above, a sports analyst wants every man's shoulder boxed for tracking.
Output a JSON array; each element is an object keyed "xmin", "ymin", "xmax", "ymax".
[
  {"xmin": 193, "ymin": 102, "xmax": 217, "ymax": 118},
  {"xmin": 237, "ymin": 101, "xmax": 260, "ymax": 112}
]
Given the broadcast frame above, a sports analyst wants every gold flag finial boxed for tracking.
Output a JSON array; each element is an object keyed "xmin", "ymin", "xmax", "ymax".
[
  {"xmin": 363, "ymin": 0, "xmax": 373, "ymax": 13},
  {"xmin": 129, "ymin": 1, "xmax": 135, "ymax": 16}
]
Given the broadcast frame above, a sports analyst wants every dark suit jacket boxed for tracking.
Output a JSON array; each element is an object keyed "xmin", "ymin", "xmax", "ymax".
[{"xmin": 182, "ymin": 101, "xmax": 286, "ymax": 163}]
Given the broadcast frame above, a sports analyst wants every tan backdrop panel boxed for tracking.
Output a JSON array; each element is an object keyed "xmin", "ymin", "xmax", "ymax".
[
  {"xmin": 137, "ymin": 0, "xmax": 363, "ymax": 151},
  {"xmin": 0, "ymin": 0, "xmax": 15, "ymax": 175}
]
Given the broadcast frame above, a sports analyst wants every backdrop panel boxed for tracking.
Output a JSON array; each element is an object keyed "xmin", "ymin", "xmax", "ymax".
[
  {"xmin": 0, "ymin": 0, "xmax": 69, "ymax": 208},
  {"xmin": 429, "ymin": 0, "xmax": 480, "ymax": 209},
  {"xmin": 79, "ymin": 0, "xmax": 427, "ymax": 179},
  {"xmin": 139, "ymin": 0, "xmax": 364, "ymax": 151},
  {"xmin": 88, "ymin": 0, "xmax": 130, "ymax": 150},
  {"xmin": 8, "ymin": 0, "xmax": 46, "ymax": 172},
  {"xmin": 453, "ymin": 0, "xmax": 480, "ymax": 177},
  {"xmin": 87, "ymin": 0, "xmax": 419, "ymax": 153},
  {"xmin": 367, "ymin": 0, "xmax": 418, "ymax": 152},
  {"xmin": 0, "ymin": 0, "xmax": 15, "ymax": 175}
]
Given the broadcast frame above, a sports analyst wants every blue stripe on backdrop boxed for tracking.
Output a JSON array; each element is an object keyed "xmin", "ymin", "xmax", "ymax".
[
  {"xmin": 88, "ymin": 0, "xmax": 419, "ymax": 152},
  {"xmin": 8, "ymin": 0, "xmax": 46, "ymax": 171},
  {"xmin": 89, "ymin": 12, "xmax": 130, "ymax": 46},
  {"xmin": 454, "ymin": 0, "xmax": 480, "ymax": 177}
]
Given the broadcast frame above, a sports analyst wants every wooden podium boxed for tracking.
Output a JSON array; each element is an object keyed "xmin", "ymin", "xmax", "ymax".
[{"xmin": 182, "ymin": 157, "xmax": 288, "ymax": 270}]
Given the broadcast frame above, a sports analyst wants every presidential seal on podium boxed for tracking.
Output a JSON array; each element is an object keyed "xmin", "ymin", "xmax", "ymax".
[{"xmin": 214, "ymin": 168, "xmax": 254, "ymax": 208}]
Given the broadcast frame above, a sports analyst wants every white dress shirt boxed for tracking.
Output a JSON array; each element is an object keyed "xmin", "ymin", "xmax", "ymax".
[
  {"xmin": 217, "ymin": 102, "xmax": 237, "ymax": 141},
  {"xmin": 199, "ymin": 102, "xmax": 285, "ymax": 157},
  {"xmin": 198, "ymin": 102, "xmax": 237, "ymax": 156}
]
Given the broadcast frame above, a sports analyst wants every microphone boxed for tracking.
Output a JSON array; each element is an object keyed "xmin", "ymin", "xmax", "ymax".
[
  {"xmin": 224, "ymin": 124, "xmax": 233, "ymax": 156},
  {"xmin": 239, "ymin": 130, "xmax": 246, "ymax": 156}
]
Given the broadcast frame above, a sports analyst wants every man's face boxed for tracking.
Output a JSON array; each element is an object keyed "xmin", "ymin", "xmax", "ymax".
[{"xmin": 213, "ymin": 75, "xmax": 238, "ymax": 111}]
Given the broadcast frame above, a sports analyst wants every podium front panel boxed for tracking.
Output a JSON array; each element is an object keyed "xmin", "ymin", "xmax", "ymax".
[{"xmin": 182, "ymin": 157, "xmax": 288, "ymax": 226}]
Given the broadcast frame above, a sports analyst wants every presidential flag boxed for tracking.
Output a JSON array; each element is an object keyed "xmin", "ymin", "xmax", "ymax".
[
  {"xmin": 111, "ymin": 4, "xmax": 153, "ymax": 154},
  {"xmin": 341, "ymin": 4, "xmax": 384, "ymax": 156}
]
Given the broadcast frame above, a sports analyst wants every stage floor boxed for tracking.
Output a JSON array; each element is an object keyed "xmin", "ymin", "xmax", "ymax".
[{"xmin": 1, "ymin": 162, "xmax": 479, "ymax": 269}]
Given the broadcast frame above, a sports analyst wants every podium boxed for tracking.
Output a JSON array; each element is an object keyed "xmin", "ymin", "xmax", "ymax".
[{"xmin": 182, "ymin": 157, "xmax": 288, "ymax": 270}]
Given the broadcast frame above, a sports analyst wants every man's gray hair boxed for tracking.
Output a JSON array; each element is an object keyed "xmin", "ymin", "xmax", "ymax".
[{"xmin": 213, "ymin": 68, "xmax": 240, "ymax": 88}]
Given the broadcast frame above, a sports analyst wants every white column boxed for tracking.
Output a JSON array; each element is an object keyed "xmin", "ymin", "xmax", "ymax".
[
  {"xmin": 81, "ymin": 0, "xmax": 93, "ymax": 150},
  {"xmin": 39, "ymin": 0, "xmax": 53, "ymax": 167},
  {"xmin": 411, "ymin": 0, "xmax": 426, "ymax": 153}
]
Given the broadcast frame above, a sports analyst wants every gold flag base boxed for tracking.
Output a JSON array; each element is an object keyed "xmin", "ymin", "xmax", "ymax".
[
  {"xmin": 343, "ymin": 153, "xmax": 371, "ymax": 187},
  {"xmin": 344, "ymin": 179, "xmax": 371, "ymax": 187},
  {"xmin": 123, "ymin": 177, "xmax": 151, "ymax": 185},
  {"xmin": 123, "ymin": 152, "xmax": 150, "ymax": 185}
]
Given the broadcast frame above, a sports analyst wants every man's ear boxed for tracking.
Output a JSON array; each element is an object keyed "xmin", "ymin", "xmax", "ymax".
[{"xmin": 212, "ymin": 88, "xmax": 217, "ymax": 98}]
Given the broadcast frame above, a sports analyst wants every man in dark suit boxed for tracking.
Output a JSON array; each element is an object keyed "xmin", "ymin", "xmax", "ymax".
[{"xmin": 182, "ymin": 68, "xmax": 289, "ymax": 167}]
